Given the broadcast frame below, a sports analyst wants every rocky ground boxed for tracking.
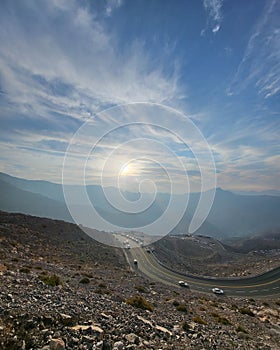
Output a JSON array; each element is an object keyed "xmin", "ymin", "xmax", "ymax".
[{"xmin": 0, "ymin": 211, "xmax": 280, "ymax": 349}]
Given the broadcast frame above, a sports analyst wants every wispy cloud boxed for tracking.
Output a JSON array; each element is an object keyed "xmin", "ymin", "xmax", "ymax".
[
  {"xmin": 105, "ymin": 0, "xmax": 123, "ymax": 16},
  {"xmin": 0, "ymin": 0, "xmax": 183, "ymax": 125},
  {"xmin": 227, "ymin": 0, "xmax": 280, "ymax": 98},
  {"xmin": 0, "ymin": 0, "xmax": 186, "ymax": 187},
  {"xmin": 202, "ymin": 0, "xmax": 223, "ymax": 34}
]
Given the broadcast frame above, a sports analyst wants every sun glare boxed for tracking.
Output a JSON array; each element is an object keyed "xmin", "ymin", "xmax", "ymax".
[{"xmin": 120, "ymin": 163, "xmax": 131, "ymax": 176}]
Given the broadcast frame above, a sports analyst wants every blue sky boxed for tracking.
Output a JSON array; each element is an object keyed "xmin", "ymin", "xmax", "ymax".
[{"xmin": 0, "ymin": 0, "xmax": 279, "ymax": 192}]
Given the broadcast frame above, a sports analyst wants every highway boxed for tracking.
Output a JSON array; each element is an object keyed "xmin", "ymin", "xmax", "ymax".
[{"xmin": 127, "ymin": 247, "xmax": 280, "ymax": 297}]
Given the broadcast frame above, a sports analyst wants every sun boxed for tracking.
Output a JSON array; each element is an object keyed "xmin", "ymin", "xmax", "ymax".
[{"xmin": 120, "ymin": 163, "xmax": 131, "ymax": 176}]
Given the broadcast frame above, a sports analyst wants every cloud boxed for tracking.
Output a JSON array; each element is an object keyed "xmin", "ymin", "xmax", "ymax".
[
  {"xmin": 0, "ymin": 0, "xmax": 187, "ymax": 189},
  {"xmin": 202, "ymin": 0, "xmax": 223, "ymax": 34},
  {"xmin": 206, "ymin": 115, "xmax": 280, "ymax": 191},
  {"xmin": 227, "ymin": 0, "xmax": 280, "ymax": 98},
  {"xmin": 0, "ymin": 0, "xmax": 183, "ymax": 125},
  {"xmin": 105, "ymin": 0, "xmax": 123, "ymax": 16}
]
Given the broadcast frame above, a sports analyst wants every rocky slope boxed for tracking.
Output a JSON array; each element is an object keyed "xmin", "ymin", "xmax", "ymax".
[
  {"xmin": 0, "ymin": 211, "xmax": 280, "ymax": 349},
  {"xmin": 152, "ymin": 235, "xmax": 280, "ymax": 277}
]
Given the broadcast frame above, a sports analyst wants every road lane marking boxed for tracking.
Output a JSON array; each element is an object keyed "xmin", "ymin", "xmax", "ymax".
[{"xmin": 131, "ymin": 248, "xmax": 280, "ymax": 294}]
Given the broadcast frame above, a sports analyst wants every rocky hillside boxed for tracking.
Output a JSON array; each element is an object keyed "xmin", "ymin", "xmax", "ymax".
[
  {"xmin": 0, "ymin": 211, "xmax": 280, "ymax": 349},
  {"xmin": 152, "ymin": 235, "xmax": 280, "ymax": 278}
]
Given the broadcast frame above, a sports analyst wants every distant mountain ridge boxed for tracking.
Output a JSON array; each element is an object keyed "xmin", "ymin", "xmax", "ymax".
[
  {"xmin": 0, "ymin": 172, "xmax": 280, "ymax": 239},
  {"xmin": 0, "ymin": 178, "xmax": 72, "ymax": 222}
]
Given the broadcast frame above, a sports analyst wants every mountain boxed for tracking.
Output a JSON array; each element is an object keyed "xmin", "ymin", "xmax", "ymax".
[
  {"xmin": 233, "ymin": 189, "xmax": 280, "ymax": 197},
  {"xmin": 0, "ymin": 172, "xmax": 65, "ymax": 202},
  {"xmin": 1, "ymin": 172, "xmax": 280, "ymax": 239},
  {"xmin": 0, "ymin": 173, "xmax": 164, "ymax": 232},
  {"xmin": 0, "ymin": 179, "xmax": 72, "ymax": 222},
  {"xmin": 205, "ymin": 188, "xmax": 280, "ymax": 239}
]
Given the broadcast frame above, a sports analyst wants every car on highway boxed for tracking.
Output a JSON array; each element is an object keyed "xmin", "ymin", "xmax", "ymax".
[
  {"xmin": 212, "ymin": 287, "xmax": 224, "ymax": 295},
  {"xmin": 133, "ymin": 259, "xmax": 138, "ymax": 266},
  {"xmin": 178, "ymin": 280, "xmax": 189, "ymax": 288}
]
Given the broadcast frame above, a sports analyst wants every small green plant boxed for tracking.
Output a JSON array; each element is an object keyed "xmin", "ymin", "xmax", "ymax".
[
  {"xmin": 239, "ymin": 308, "xmax": 254, "ymax": 317},
  {"xmin": 126, "ymin": 295, "xmax": 154, "ymax": 311},
  {"xmin": 82, "ymin": 272, "xmax": 93, "ymax": 278},
  {"xmin": 39, "ymin": 274, "xmax": 62, "ymax": 287},
  {"xmin": 176, "ymin": 304, "xmax": 188, "ymax": 313},
  {"xmin": 193, "ymin": 316, "xmax": 207, "ymax": 325},
  {"xmin": 79, "ymin": 277, "xmax": 90, "ymax": 284},
  {"xmin": 182, "ymin": 321, "xmax": 190, "ymax": 331},
  {"xmin": 135, "ymin": 285, "xmax": 147, "ymax": 293},
  {"xmin": 211, "ymin": 312, "xmax": 231, "ymax": 325},
  {"xmin": 216, "ymin": 316, "xmax": 232, "ymax": 325},
  {"xmin": 95, "ymin": 288, "xmax": 111, "ymax": 295},
  {"xmin": 98, "ymin": 282, "xmax": 107, "ymax": 288},
  {"xmin": 236, "ymin": 325, "xmax": 248, "ymax": 334},
  {"xmin": 19, "ymin": 267, "xmax": 30, "ymax": 274}
]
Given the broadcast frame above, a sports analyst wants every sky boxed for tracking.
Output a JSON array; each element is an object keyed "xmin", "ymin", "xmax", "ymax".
[{"xmin": 0, "ymin": 0, "xmax": 280, "ymax": 193}]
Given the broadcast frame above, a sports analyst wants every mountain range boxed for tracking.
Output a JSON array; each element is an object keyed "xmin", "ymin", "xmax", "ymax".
[{"xmin": 0, "ymin": 172, "xmax": 279, "ymax": 240}]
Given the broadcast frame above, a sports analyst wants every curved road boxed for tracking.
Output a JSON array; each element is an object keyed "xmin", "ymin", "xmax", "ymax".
[{"xmin": 128, "ymin": 247, "xmax": 280, "ymax": 297}]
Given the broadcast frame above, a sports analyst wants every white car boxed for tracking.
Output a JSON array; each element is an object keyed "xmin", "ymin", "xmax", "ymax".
[
  {"xmin": 178, "ymin": 280, "xmax": 189, "ymax": 288},
  {"xmin": 212, "ymin": 287, "xmax": 224, "ymax": 295}
]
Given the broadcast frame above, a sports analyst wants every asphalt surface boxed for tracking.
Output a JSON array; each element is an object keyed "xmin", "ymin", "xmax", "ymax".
[{"xmin": 127, "ymin": 247, "xmax": 280, "ymax": 298}]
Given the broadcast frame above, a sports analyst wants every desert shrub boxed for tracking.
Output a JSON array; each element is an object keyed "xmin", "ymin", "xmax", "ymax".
[
  {"xmin": 172, "ymin": 300, "xmax": 180, "ymax": 307},
  {"xmin": 182, "ymin": 321, "xmax": 190, "ymax": 331},
  {"xmin": 211, "ymin": 312, "xmax": 231, "ymax": 325},
  {"xmin": 135, "ymin": 285, "xmax": 147, "ymax": 293},
  {"xmin": 236, "ymin": 325, "xmax": 248, "ymax": 333},
  {"xmin": 239, "ymin": 308, "xmax": 254, "ymax": 317},
  {"xmin": 82, "ymin": 272, "xmax": 93, "ymax": 278},
  {"xmin": 193, "ymin": 316, "xmax": 207, "ymax": 325},
  {"xmin": 126, "ymin": 295, "xmax": 154, "ymax": 311},
  {"xmin": 95, "ymin": 282, "xmax": 111, "ymax": 293},
  {"xmin": 262, "ymin": 301, "xmax": 269, "ymax": 307},
  {"xmin": 39, "ymin": 270, "xmax": 48, "ymax": 275},
  {"xmin": 275, "ymin": 301, "xmax": 280, "ymax": 306},
  {"xmin": 79, "ymin": 277, "xmax": 90, "ymax": 284},
  {"xmin": 39, "ymin": 274, "xmax": 62, "ymax": 287},
  {"xmin": 19, "ymin": 267, "xmax": 30, "ymax": 274},
  {"xmin": 95, "ymin": 288, "xmax": 111, "ymax": 295},
  {"xmin": 98, "ymin": 282, "xmax": 107, "ymax": 288},
  {"xmin": 215, "ymin": 316, "xmax": 232, "ymax": 325},
  {"xmin": 176, "ymin": 304, "xmax": 188, "ymax": 313}
]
